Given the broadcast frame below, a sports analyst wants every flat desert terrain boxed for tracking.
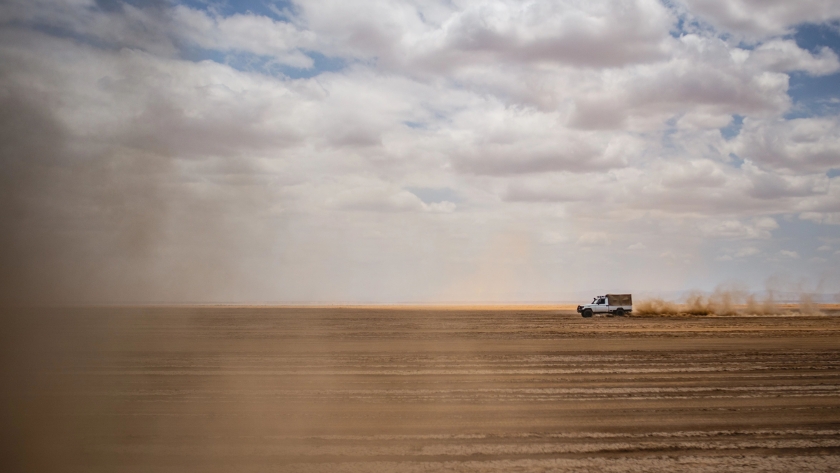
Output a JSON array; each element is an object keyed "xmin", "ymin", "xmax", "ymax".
[{"xmin": 3, "ymin": 306, "xmax": 840, "ymax": 472}]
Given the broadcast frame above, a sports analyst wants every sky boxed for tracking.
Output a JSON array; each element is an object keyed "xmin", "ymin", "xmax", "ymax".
[{"xmin": 0, "ymin": 0, "xmax": 839, "ymax": 304}]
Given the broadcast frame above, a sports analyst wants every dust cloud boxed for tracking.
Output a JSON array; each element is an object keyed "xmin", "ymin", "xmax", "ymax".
[
  {"xmin": 0, "ymin": 81, "xmax": 281, "ymax": 305},
  {"xmin": 636, "ymin": 286, "xmax": 825, "ymax": 316}
]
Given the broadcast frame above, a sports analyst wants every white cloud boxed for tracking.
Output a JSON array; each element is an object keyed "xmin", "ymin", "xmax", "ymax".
[
  {"xmin": 429, "ymin": 0, "xmax": 674, "ymax": 68},
  {"xmin": 699, "ymin": 217, "xmax": 778, "ymax": 239},
  {"xmin": 747, "ymin": 40, "xmax": 840, "ymax": 76},
  {"xmin": 661, "ymin": 160, "xmax": 728, "ymax": 189},
  {"xmin": 563, "ymin": 33, "xmax": 793, "ymax": 132},
  {"xmin": 172, "ymin": 6, "xmax": 316, "ymax": 68},
  {"xmin": 299, "ymin": 0, "xmax": 675, "ymax": 70},
  {"xmin": 328, "ymin": 185, "xmax": 428, "ymax": 213},
  {"xmin": 428, "ymin": 201, "xmax": 457, "ymax": 213},
  {"xmin": 577, "ymin": 232, "xmax": 611, "ymax": 246},
  {"xmin": 734, "ymin": 118, "xmax": 840, "ymax": 173},
  {"xmin": 735, "ymin": 246, "xmax": 761, "ymax": 257},
  {"xmin": 716, "ymin": 246, "xmax": 761, "ymax": 261},
  {"xmin": 679, "ymin": 0, "xmax": 840, "ymax": 39}
]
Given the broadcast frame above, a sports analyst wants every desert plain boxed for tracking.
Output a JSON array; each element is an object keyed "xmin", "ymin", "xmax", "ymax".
[{"xmin": 2, "ymin": 305, "xmax": 840, "ymax": 472}]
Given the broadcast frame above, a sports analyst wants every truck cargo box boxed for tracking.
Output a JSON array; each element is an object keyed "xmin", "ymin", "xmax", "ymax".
[{"xmin": 607, "ymin": 294, "xmax": 632, "ymax": 306}]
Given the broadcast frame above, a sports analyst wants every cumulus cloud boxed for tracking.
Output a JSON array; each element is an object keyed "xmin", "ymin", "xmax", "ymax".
[
  {"xmin": 780, "ymin": 249, "xmax": 800, "ymax": 258},
  {"xmin": 743, "ymin": 162, "xmax": 828, "ymax": 200},
  {"xmin": 567, "ymin": 34, "xmax": 795, "ymax": 131},
  {"xmin": 452, "ymin": 133, "xmax": 616, "ymax": 175},
  {"xmin": 679, "ymin": 0, "xmax": 840, "ymax": 39},
  {"xmin": 327, "ymin": 180, "xmax": 455, "ymax": 213},
  {"xmin": 577, "ymin": 232, "xmax": 611, "ymax": 246},
  {"xmin": 298, "ymin": 0, "xmax": 674, "ymax": 71},
  {"xmin": 747, "ymin": 40, "xmax": 840, "ymax": 76},
  {"xmin": 661, "ymin": 160, "xmax": 728, "ymax": 189},
  {"xmin": 734, "ymin": 118, "xmax": 840, "ymax": 173},
  {"xmin": 331, "ymin": 187, "xmax": 426, "ymax": 212},
  {"xmin": 699, "ymin": 217, "xmax": 778, "ymax": 239},
  {"xmin": 735, "ymin": 246, "xmax": 761, "ymax": 257},
  {"xmin": 172, "ymin": 6, "xmax": 316, "ymax": 68},
  {"xmin": 428, "ymin": 0, "xmax": 673, "ymax": 68}
]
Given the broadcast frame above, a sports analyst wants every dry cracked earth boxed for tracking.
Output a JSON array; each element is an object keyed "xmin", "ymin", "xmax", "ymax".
[{"xmin": 2, "ymin": 306, "xmax": 840, "ymax": 472}]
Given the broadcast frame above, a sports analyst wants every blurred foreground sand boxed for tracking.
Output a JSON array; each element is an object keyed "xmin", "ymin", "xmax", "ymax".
[{"xmin": 2, "ymin": 306, "xmax": 840, "ymax": 472}]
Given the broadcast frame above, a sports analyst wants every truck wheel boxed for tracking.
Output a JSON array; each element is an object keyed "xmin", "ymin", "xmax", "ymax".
[
  {"xmin": 582, "ymin": 309, "xmax": 593, "ymax": 318},
  {"xmin": 615, "ymin": 308, "xmax": 625, "ymax": 317}
]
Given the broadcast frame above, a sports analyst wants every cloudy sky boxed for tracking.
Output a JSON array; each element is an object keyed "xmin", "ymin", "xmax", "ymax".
[{"xmin": 1, "ymin": 0, "xmax": 839, "ymax": 304}]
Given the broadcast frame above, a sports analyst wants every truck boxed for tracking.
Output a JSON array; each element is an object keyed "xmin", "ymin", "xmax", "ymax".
[{"xmin": 577, "ymin": 294, "xmax": 632, "ymax": 318}]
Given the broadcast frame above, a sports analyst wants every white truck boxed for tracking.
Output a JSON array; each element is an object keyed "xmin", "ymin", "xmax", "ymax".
[{"xmin": 577, "ymin": 294, "xmax": 632, "ymax": 318}]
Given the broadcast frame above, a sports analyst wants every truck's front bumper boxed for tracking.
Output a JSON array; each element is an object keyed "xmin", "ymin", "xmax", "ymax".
[{"xmin": 576, "ymin": 305, "xmax": 583, "ymax": 313}]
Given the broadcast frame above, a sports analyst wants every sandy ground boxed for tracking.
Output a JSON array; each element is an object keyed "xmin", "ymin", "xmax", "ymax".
[{"xmin": 2, "ymin": 306, "xmax": 840, "ymax": 472}]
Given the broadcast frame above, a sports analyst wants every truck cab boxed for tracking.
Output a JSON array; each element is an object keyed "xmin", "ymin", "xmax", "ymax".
[{"xmin": 577, "ymin": 294, "xmax": 632, "ymax": 318}]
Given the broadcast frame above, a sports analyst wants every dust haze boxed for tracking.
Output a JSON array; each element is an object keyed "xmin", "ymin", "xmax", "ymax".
[
  {"xmin": 0, "ymin": 82, "xmax": 281, "ymax": 305},
  {"xmin": 635, "ymin": 283, "xmax": 835, "ymax": 316}
]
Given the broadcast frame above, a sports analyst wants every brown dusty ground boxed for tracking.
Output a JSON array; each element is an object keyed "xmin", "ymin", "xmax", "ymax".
[{"xmin": 2, "ymin": 306, "xmax": 840, "ymax": 472}]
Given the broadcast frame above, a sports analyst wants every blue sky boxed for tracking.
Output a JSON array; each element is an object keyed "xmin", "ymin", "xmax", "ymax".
[
  {"xmin": 788, "ymin": 23, "xmax": 840, "ymax": 118},
  {"xmin": 177, "ymin": 0, "xmax": 295, "ymax": 19},
  {"xmin": 1, "ymin": 0, "xmax": 839, "ymax": 303}
]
